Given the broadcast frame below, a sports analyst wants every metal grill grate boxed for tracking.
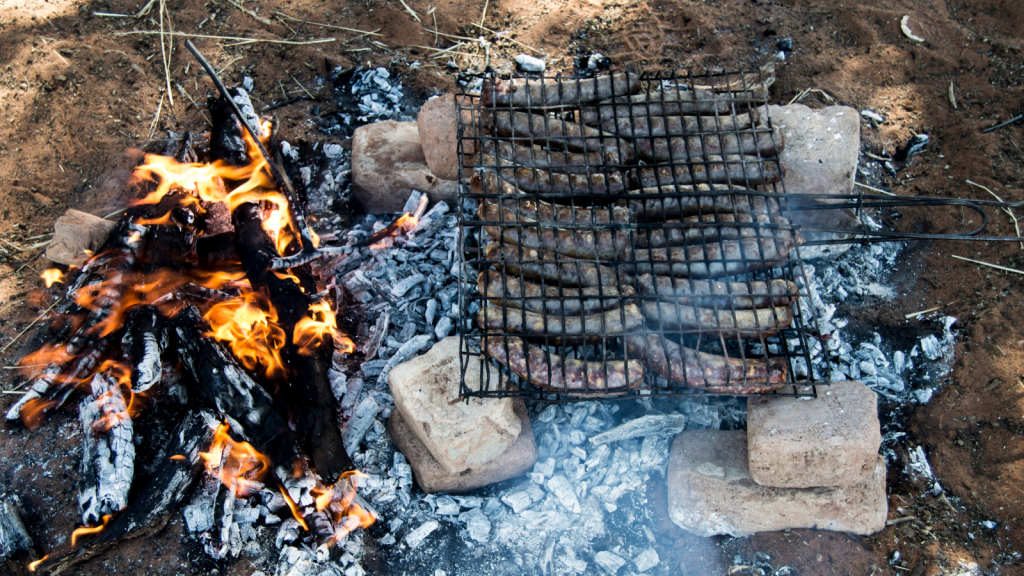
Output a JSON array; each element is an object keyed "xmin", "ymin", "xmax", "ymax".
[{"xmin": 455, "ymin": 66, "xmax": 830, "ymax": 401}]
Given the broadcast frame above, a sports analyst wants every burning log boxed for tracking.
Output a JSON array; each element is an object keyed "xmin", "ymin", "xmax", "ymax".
[
  {"xmin": 78, "ymin": 372, "xmax": 135, "ymax": 527},
  {"xmin": 34, "ymin": 411, "xmax": 215, "ymax": 574},
  {"xmin": 122, "ymin": 307, "xmax": 166, "ymax": 393},
  {"xmin": 233, "ymin": 202, "xmax": 354, "ymax": 483}
]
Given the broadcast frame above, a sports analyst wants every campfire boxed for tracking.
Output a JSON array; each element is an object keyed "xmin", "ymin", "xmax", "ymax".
[{"xmin": 3, "ymin": 44, "xmax": 393, "ymax": 573}]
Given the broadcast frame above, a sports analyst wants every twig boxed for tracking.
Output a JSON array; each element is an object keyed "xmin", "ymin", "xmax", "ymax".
[
  {"xmin": 0, "ymin": 298, "xmax": 62, "ymax": 355},
  {"xmin": 855, "ymin": 181, "xmax": 897, "ymax": 196},
  {"xmin": 398, "ymin": 0, "xmax": 422, "ymax": 23},
  {"xmin": 175, "ymin": 83, "xmax": 212, "ymax": 126},
  {"xmin": 886, "ymin": 516, "xmax": 917, "ymax": 526},
  {"xmin": 116, "ymin": 30, "xmax": 335, "ymax": 45},
  {"xmin": 148, "ymin": 92, "xmax": 165, "ymax": 139},
  {"xmin": 479, "ymin": 0, "xmax": 488, "ymax": 27},
  {"xmin": 966, "ymin": 179, "xmax": 1023, "ymax": 249},
  {"xmin": 429, "ymin": 7, "xmax": 437, "ymax": 45},
  {"xmin": 217, "ymin": 55, "xmax": 244, "ymax": 75},
  {"xmin": 982, "ymin": 114, "xmax": 1023, "ymax": 134},
  {"xmin": 951, "ymin": 255, "xmax": 1024, "ymax": 275},
  {"xmin": 787, "ymin": 87, "xmax": 835, "ymax": 106},
  {"xmin": 158, "ymin": 0, "xmax": 175, "ymax": 107},
  {"xmin": 471, "ymin": 23, "xmax": 542, "ymax": 54},
  {"xmin": 227, "ymin": 0, "xmax": 273, "ymax": 26},
  {"xmin": 271, "ymin": 11, "xmax": 381, "ymax": 36},
  {"xmin": 863, "ymin": 151, "xmax": 892, "ymax": 162},
  {"xmin": 905, "ymin": 300, "xmax": 960, "ymax": 320},
  {"xmin": 289, "ymin": 73, "xmax": 317, "ymax": 101},
  {"xmin": 948, "ymin": 81, "xmax": 957, "ymax": 110}
]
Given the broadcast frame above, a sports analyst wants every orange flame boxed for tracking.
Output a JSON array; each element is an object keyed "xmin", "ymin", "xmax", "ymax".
[
  {"xmin": 203, "ymin": 289, "xmax": 286, "ymax": 379},
  {"xmin": 294, "ymin": 300, "xmax": 353, "ymax": 356},
  {"xmin": 28, "ymin": 554, "xmax": 50, "ymax": 572},
  {"xmin": 40, "ymin": 269, "xmax": 63, "ymax": 287},
  {"xmin": 169, "ymin": 454, "xmax": 186, "ymax": 461},
  {"xmin": 20, "ymin": 398, "xmax": 58, "ymax": 430},
  {"xmin": 278, "ymin": 485, "xmax": 309, "ymax": 531},
  {"xmin": 71, "ymin": 514, "xmax": 111, "ymax": 546},
  {"xmin": 200, "ymin": 423, "xmax": 270, "ymax": 498}
]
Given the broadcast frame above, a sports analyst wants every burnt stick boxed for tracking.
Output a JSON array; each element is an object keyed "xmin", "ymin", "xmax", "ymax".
[{"xmin": 183, "ymin": 39, "xmax": 316, "ymax": 254}]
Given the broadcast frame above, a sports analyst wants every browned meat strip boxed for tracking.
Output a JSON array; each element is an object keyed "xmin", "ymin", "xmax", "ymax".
[
  {"xmin": 599, "ymin": 113, "xmax": 756, "ymax": 138},
  {"xmin": 478, "ymin": 270, "xmax": 631, "ymax": 315},
  {"xmin": 634, "ymin": 126, "xmax": 785, "ymax": 162},
  {"xmin": 472, "ymin": 172, "xmax": 632, "ymax": 225},
  {"xmin": 489, "ymin": 111, "xmax": 636, "ymax": 164},
  {"xmin": 580, "ymin": 91, "xmax": 755, "ymax": 124},
  {"xmin": 622, "ymin": 235, "xmax": 798, "ymax": 279},
  {"xmin": 634, "ymin": 213, "xmax": 780, "ymax": 247},
  {"xmin": 625, "ymin": 334, "xmax": 786, "ymax": 393},
  {"xmin": 631, "ymin": 274, "xmax": 798, "ymax": 309},
  {"xmin": 477, "ymin": 303, "xmax": 644, "ymax": 342},
  {"xmin": 629, "ymin": 155, "xmax": 783, "ymax": 188},
  {"xmin": 484, "ymin": 336, "xmax": 645, "ymax": 392},
  {"xmin": 480, "ymin": 200, "xmax": 632, "ymax": 260},
  {"xmin": 640, "ymin": 302, "xmax": 794, "ymax": 338},
  {"xmin": 482, "ymin": 155, "xmax": 628, "ymax": 196},
  {"xmin": 627, "ymin": 185, "xmax": 780, "ymax": 221},
  {"xmin": 481, "ymin": 140, "xmax": 614, "ymax": 173},
  {"xmin": 481, "ymin": 72, "xmax": 641, "ymax": 108},
  {"xmin": 484, "ymin": 242, "xmax": 621, "ymax": 287}
]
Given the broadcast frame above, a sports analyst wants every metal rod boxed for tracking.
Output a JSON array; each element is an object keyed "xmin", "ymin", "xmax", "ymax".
[{"xmin": 183, "ymin": 39, "xmax": 316, "ymax": 254}]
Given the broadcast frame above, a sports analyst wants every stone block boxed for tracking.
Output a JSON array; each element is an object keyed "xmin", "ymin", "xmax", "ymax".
[
  {"xmin": 46, "ymin": 209, "xmax": 116, "ymax": 266},
  {"xmin": 768, "ymin": 103, "xmax": 860, "ymax": 258},
  {"xmin": 769, "ymin": 104, "xmax": 859, "ymax": 198},
  {"xmin": 388, "ymin": 336, "xmax": 521, "ymax": 475},
  {"xmin": 350, "ymin": 120, "xmax": 457, "ymax": 214},
  {"xmin": 388, "ymin": 401, "xmax": 537, "ymax": 494},
  {"xmin": 417, "ymin": 94, "xmax": 472, "ymax": 181},
  {"xmin": 747, "ymin": 381, "xmax": 880, "ymax": 488},
  {"xmin": 667, "ymin": 430, "xmax": 887, "ymax": 537}
]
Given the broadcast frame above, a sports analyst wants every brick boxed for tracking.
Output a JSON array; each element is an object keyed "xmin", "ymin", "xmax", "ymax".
[
  {"xmin": 747, "ymin": 381, "xmax": 881, "ymax": 488},
  {"xmin": 667, "ymin": 430, "xmax": 886, "ymax": 537}
]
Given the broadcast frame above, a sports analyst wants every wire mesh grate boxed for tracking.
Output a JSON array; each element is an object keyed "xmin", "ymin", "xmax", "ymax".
[{"xmin": 456, "ymin": 66, "xmax": 830, "ymax": 401}]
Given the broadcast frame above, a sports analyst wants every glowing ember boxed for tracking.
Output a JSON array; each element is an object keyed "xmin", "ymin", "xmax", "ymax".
[
  {"xmin": 28, "ymin": 554, "xmax": 50, "ymax": 572},
  {"xmin": 200, "ymin": 423, "xmax": 270, "ymax": 498},
  {"xmin": 71, "ymin": 514, "xmax": 111, "ymax": 546},
  {"xmin": 203, "ymin": 289, "xmax": 287, "ymax": 380},
  {"xmin": 40, "ymin": 268, "xmax": 63, "ymax": 287}
]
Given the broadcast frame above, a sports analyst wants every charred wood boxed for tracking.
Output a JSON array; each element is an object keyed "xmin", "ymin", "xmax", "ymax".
[{"xmin": 78, "ymin": 373, "xmax": 134, "ymax": 526}]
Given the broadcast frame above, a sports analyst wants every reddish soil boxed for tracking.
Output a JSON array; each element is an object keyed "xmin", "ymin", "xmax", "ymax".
[{"xmin": 2, "ymin": 0, "xmax": 1024, "ymax": 573}]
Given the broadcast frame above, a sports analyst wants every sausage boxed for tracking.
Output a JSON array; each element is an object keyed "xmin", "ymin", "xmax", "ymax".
[
  {"xmin": 621, "ymin": 235, "xmax": 798, "ymax": 279},
  {"xmin": 634, "ymin": 213, "xmax": 778, "ymax": 247},
  {"xmin": 472, "ymin": 172, "xmax": 632, "ymax": 225},
  {"xmin": 628, "ymin": 155, "xmax": 783, "ymax": 188},
  {"xmin": 484, "ymin": 242, "xmax": 621, "ymax": 287},
  {"xmin": 634, "ymin": 126, "xmax": 785, "ymax": 162},
  {"xmin": 625, "ymin": 334, "xmax": 786, "ymax": 392},
  {"xmin": 484, "ymin": 336, "xmax": 646, "ymax": 392},
  {"xmin": 579, "ymin": 91, "xmax": 754, "ymax": 124},
  {"xmin": 599, "ymin": 113, "xmax": 756, "ymax": 138},
  {"xmin": 478, "ymin": 270, "xmax": 632, "ymax": 315},
  {"xmin": 489, "ymin": 111, "xmax": 636, "ymax": 164},
  {"xmin": 480, "ymin": 200, "xmax": 632, "ymax": 260},
  {"xmin": 481, "ymin": 139, "xmax": 615, "ymax": 174},
  {"xmin": 631, "ymin": 274, "xmax": 798, "ymax": 309},
  {"xmin": 482, "ymin": 155, "xmax": 628, "ymax": 196},
  {"xmin": 639, "ymin": 302, "xmax": 794, "ymax": 338},
  {"xmin": 481, "ymin": 71, "xmax": 641, "ymax": 108},
  {"xmin": 627, "ymin": 185, "xmax": 780, "ymax": 221},
  {"xmin": 476, "ymin": 303, "xmax": 644, "ymax": 342}
]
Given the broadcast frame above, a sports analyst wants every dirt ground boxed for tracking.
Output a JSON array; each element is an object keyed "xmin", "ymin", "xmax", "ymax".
[{"xmin": 1, "ymin": 0, "xmax": 1024, "ymax": 573}]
